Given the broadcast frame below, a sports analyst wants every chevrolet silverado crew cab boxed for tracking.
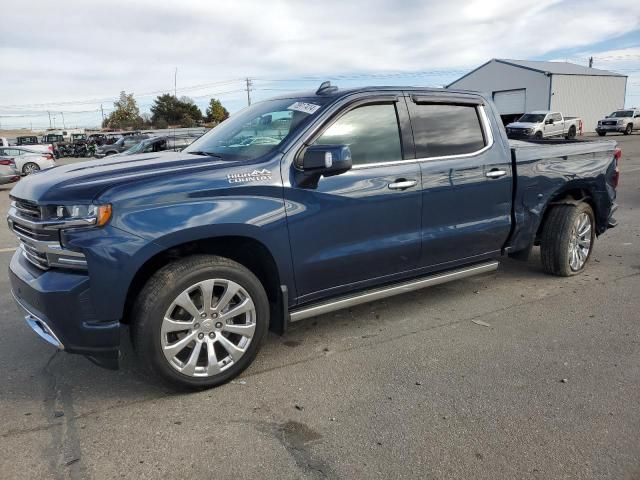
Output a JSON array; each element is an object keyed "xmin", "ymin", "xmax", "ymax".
[
  {"xmin": 596, "ymin": 108, "xmax": 640, "ymax": 136},
  {"xmin": 8, "ymin": 83, "xmax": 621, "ymax": 389},
  {"xmin": 506, "ymin": 111, "xmax": 580, "ymax": 140}
]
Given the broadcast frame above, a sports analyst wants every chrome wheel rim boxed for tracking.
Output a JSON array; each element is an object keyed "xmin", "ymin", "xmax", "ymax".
[
  {"xmin": 23, "ymin": 163, "xmax": 39, "ymax": 175},
  {"xmin": 161, "ymin": 279, "xmax": 256, "ymax": 377},
  {"xmin": 568, "ymin": 212, "xmax": 592, "ymax": 271}
]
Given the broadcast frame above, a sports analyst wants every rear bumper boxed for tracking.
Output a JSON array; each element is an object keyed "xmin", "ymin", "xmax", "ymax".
[
  {"xmin": 0, "ymin": 174, "xmax": 20, "ymax": 185},
  {"xmin": 9, "ymin": 250, "xmax": 120, "ymax": 368}
]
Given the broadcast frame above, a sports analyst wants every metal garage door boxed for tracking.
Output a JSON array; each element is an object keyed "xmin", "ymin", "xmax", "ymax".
[{"xmin": 493, "ymin": 89, "xmax": 526, "ymax": 115}]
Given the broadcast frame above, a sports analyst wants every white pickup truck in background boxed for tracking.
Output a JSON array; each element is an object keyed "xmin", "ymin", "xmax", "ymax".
[{"xmin": 506, "ymin": 111, "xmax": 581, "ymax": 140}]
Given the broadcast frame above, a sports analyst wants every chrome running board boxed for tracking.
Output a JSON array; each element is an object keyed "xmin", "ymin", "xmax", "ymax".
[{"xmin": 289, "ymin": 261, "xmax": 499, "ymax": 323}]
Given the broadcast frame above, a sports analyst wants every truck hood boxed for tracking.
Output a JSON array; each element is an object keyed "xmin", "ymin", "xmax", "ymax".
[
  {"xmin": 9, "ymin": 151, "xmax": 235, "ymax": 204},
  {"xmin": 506, "ymin": 122, "xmax": 539, "ymax": 129}
]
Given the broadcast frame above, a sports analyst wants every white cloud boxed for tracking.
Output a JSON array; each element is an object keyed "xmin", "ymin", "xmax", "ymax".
[{"xmin": 1, "ymin": 0, "xmax": 638, "ymax": 127}]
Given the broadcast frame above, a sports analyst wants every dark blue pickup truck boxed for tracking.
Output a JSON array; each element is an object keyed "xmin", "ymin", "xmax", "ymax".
[{"xmin": 7, "ymin": 83, "xmax": 621, "ymax": 389}]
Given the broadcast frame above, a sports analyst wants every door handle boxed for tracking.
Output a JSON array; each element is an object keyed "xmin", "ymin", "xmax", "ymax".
[
  {"xmin": 486, "ymin": 169, "xmax": 507, "ymax": 179},
  {"xmin": 388, "ymin": 179, "xmax": 417, "ymax": 190}
]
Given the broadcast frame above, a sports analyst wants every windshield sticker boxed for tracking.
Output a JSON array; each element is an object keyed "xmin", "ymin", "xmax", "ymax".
[
  {"xmin": 287, "ymin": 102, "xmax": 321, "ymax": 115},
  {"xmin": 227, "ymin": 169, "xmax": 272, "ymax": 184}
]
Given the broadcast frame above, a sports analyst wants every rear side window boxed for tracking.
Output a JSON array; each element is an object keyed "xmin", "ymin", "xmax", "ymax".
[
  {"xmin": 314, "ymin": 103, "xmax": 402, "ymax": 166},
  {"xmin": 410, "ymin": 103, "xmax": 486, "ymax": 158}
]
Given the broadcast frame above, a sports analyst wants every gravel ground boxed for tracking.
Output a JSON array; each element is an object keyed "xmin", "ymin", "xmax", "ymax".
[{"xmin": 0, "ymin": 134, "xmax": 638, "ymax": 479}]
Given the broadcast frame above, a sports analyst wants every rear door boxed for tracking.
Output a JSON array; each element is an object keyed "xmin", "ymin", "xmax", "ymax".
[
  {"xmin": 406, "ymin": 95, "xmax": 513, "ymax": 268},
  {"xmin": 284, "ymin": 95, "xmax": 423, "ymax": 303}
]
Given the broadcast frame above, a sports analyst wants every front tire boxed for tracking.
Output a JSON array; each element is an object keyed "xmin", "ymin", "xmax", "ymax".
[
  {"xmin": 624, "ymin": 124, "xmax": 633, "ymax": 135},
  {"xmin": 131, "ymin": 255, "xmax": 269, "ymax": 390},
  {"xmin": 535, "ymin": 131, "xmax": 543, "ymax": 140},
  {"xmin": 540, "ymin": 203, "xmax": 595, "ymax": 277},
  {"xmin": 597, "ymin": 131, "xmax": 606, "ymax": 137}
]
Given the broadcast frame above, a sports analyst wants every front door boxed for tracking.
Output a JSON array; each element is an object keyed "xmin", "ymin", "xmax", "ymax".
[{"xmin": 284, "ymin": 99, "xmax": 422, "ymax": 303}]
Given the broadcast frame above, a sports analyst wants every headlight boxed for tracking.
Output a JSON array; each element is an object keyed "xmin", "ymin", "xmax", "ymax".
[
  {"xmin": 44, "ymin": 204, "xmax": 112, "ymax": 229},
  {"xmin": 525, "ymin": 129, "xmax": 533, "ymax": 134},
  {"xmin": 617, "ymin": 119, "xmax": 624, "ymax": 125}
]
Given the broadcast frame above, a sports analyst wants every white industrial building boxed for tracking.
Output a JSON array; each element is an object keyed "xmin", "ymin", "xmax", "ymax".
[{"xmin": 447, "ymin": 59, "xmax": 627, "ymax": 132}]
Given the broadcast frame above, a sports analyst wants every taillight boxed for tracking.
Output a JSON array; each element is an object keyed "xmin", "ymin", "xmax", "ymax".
[
  {"xmin": 612, "ymin": 148, "xmax": 622, "ymax": 188},
  {"xmin": 0, "ymin": 158, "xmax": 15, "ymax": 166},
  {"xmin": 44, "ymin": 153, "xmax": 54, "ymax": 160},
  {"xmin": 48, "ymin": 145, "xmax": 53, "ymax": 152}
]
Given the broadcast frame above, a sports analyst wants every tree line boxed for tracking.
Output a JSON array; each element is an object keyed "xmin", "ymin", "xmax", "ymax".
[{"xmin": 102, "ymin": 91, "xmax": 229, "ymax": 130}]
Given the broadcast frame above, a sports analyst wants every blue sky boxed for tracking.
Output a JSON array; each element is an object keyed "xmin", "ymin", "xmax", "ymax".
[{"xmin": 1, "ymin": 0, "xmax": 638, "ymax": 130}]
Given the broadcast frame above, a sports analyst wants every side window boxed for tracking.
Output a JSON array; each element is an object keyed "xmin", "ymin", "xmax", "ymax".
[
  {"xmin": 410, "ymin": 103, "xmax": 486, "ymax": 158},
  {"xmin": 552, "ymin": 113, "xmax": 562, "ymax": 122},
  {"xmin": 313, "ymin": 103, "xmax": 402, "ymax": 166}
]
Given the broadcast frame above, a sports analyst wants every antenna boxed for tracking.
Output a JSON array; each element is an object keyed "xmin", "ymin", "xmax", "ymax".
[{"xmin": 316, "ymin": 81, "xmax": 338, "ymax": 95}]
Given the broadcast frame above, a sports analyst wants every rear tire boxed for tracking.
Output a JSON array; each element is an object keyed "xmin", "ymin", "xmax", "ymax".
[
  {"xmin": 22, "ymin": 162, "xmax": 40, "ymax": 175},
  {"xmin": 131, "ymin": 255, "xmax": 269, "ymax": 390},
  {"xmin": 566, "ymin": 126, "xmax": 576, "ymax": 139},
  {"xmin": 540, "ymin": 203, "xmax": 595, "ymax": 277},
  {"xmin": 624, "ymin": 124, "xmax": 633, "ymax": 135}
]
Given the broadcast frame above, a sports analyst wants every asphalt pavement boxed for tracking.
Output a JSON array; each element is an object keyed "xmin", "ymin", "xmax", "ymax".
[{"xmin": 0, "ymin": 134, "xmax": 638, "ymax": 479}]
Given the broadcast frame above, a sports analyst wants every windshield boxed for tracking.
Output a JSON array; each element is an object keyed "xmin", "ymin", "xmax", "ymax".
[
  {"xmin": 517, "ymin": 114, "xmax": 546, "ymax": 123},
  {"xmin": 123, "ymin": 139, "xmax": 149, "ymax": 154},
  {"xmin": 609, "ymin": 110, "xmax": 633, "ymax": 118},
  {"xmin": 184, "ymin": 97, "xmax": 330, "ymax": 161}
]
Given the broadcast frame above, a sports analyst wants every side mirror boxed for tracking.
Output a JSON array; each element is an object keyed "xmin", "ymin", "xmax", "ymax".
[
  {"xmin": 545, "ymin": 118, "xmax": 554, "ymax": 125},
  {"xmin": 302, "ymin": 144, "xmax": 352, "ymax": 176},
  {"xmin": 296, "ymin": 144, "xmax": 352, "ymax": 187}
]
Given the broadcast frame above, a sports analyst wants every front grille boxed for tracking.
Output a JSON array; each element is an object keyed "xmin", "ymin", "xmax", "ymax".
[
  {"xmin": 20, "ymin": 244, "xmax": 49, "ymax": 270},
  {"xmin": 11, "ymin": 222, "xmax": 57, "ymax": 242},
  {"xmin": 602, "ymin": 121, "xmax": 617, "ymax": 126},
  {"xmin": 8, "ymin": 197, "xmax": 87, "ymax": 271},
  {"xmin": 11, "ymin": 198, "xmax": 43, "ymax": 221}
]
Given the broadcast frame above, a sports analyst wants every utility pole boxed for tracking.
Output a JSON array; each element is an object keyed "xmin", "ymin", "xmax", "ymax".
[
  {"xmin": 100, "ymin": 104, "xmax": 105, "ymax": 124},
  {"xmin": 47, "ymin": 111, "xmax": 52, "ymax": 129},
  {"xmin": 61, "ymin": 112, "xmax": 66, "ymax": 129},
  {"xmin": 174, "ymin": 67, "xmax": 178, "ymax": 97},
  {"xmin": 588, "ymin": 56, "xmax": 593, "ymax": 68},
  {"xmin": 245, "ymin": 78, "xmax": 252, "ymax": 106}
]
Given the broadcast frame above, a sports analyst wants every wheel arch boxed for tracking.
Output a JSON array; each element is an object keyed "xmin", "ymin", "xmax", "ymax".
[
  {"xmin": 534, "ymin": 186, "xmax": 600, "ymax": 244},
  {"xmin": 121, "ymin": 235, "xmax": 287, "ymax": 334}
]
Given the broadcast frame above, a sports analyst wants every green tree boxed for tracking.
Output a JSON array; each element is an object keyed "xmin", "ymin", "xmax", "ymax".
[
  {"xmin": 103, "ymin": 91, "xmax": 143, "ymax": 129},
  {"xmin": 150, "ymin": 94, "xmax": 203, "ymax": 127},
  {"xmin": 206, "ymin": 98, "xmax": 229, "ymax": 124}
]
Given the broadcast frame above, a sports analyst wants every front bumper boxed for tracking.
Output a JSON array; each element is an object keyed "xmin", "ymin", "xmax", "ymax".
[
  {"xmin": 9, "ymin": 250, "xmax": 120, "ymax": 368},
  {"xmin": 506, "ymin": 130, "xmax": 534, "ymax": 139},
  {"xmin": 596, "ymin": 125, "xmax": 624, "ymax": 133}
]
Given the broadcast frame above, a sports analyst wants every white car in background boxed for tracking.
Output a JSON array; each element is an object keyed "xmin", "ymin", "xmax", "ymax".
[{"xmin": 0, "ymin": 146, "xmax": 57, "ymax": 175}]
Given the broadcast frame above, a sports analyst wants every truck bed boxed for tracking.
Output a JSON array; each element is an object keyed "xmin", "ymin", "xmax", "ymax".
[
  {"xmin": 509, "ymin": 138, "xmax": 616, "ymax": 162},
  {"xmin": 506, "ymin": 138, "xmax": 618, "ymax": 254}
]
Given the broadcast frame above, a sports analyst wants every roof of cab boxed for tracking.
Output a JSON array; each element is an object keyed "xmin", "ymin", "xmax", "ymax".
[{"xmin": 267, "ymin": 85, "xmax": 486, "ymax": 101}]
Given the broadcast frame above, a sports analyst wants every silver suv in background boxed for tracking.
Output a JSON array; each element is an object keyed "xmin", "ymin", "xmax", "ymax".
[{"xmin": 596, "ymin": 108, "xmax": 640, "ymax": 136}]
